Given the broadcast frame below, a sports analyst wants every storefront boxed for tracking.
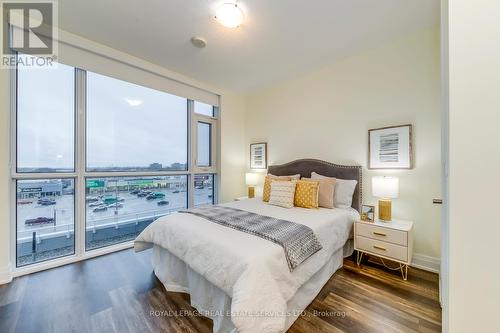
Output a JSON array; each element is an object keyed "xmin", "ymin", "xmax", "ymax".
[{"xmin": 17, "ymin": 181, "xmax": 63, "ymax": 199}]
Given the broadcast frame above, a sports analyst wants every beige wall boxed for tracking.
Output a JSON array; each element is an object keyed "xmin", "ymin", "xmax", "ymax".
[
  {"xmin": 245, "ymin": 27, "xmax": 441, "ymax": 260},
  {"xmin": 219, "ymin": 94, "xmax": 247, "ymax": 203},
  {"xmin": 447, "ymin": 0, "xmax": 500, "ymax": 331}
]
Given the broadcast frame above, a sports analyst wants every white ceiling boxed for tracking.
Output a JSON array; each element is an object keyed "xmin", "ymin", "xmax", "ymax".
[{"xmin": 59, "ymin": 0, "xmax": 439, "ymax": 93}]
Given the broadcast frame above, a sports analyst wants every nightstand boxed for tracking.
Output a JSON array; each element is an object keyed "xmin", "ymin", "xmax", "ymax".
[
  {"xmin": 354, "ymin": 218, "xmax": 413, "ymax": 280},
  {"xmin": 234, "ymin": 196, "xmax": 249, "ymax": 201}
]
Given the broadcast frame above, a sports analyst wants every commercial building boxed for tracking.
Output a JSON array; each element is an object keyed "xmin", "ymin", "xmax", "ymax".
[{"xmin": 17, "ymin": 180, "xmax": 63, "ymax": 199}]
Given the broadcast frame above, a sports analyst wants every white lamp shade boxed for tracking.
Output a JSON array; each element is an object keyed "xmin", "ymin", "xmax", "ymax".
[
  {"xmin": 372, "ymin": 176, "xmax": 399, "ymax": 199},
  {"xmin": 245, "ymin": 172, "xmax": 259, "ymax": 186}
]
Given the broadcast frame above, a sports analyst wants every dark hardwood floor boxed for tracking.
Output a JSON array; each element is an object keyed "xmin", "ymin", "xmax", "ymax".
[{"xmin": 0, "ymin": 249, "xmax": 441, "ymax": 333}]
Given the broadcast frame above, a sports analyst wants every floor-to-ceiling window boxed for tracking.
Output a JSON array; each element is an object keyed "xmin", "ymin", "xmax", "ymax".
[{"xmin": 13, "ymin": 58, "xmax": 218, "ymax": 268}]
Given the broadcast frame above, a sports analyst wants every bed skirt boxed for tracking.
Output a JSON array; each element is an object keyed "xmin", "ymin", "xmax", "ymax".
[{"xmin": 151, "ymin": 240, "xmax": 353, "ymax": 333}]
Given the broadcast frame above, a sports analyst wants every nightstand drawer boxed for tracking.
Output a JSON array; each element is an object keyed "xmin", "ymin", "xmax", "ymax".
[
  {"xmin": 356, "ymin": 223, "xmax": 407, "ymax": 246},
  {"xmin": 356, "ymin": 236, "xmax": 408, "ymax": 262}
]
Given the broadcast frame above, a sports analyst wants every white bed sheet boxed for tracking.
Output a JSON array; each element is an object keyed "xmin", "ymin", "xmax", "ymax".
[
  {"xmin": 152, "ymin": 241, "xmax": 353, "ymax": 333},
  {"xmin": 135, "ymin": 198, "xmax": 359, "ymax": 333}
]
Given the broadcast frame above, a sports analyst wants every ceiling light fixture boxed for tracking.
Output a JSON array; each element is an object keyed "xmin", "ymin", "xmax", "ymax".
[
  {"xmin": 124, "ymin": 98, "xmax": 143, "ymax": 106},
  {"xmin": 215, "ymin": 3, "xmax": 243, "ymax": 28},
  {"xmin": 191, "ymin": 37, "xmax": 207, "ymax": 48}
]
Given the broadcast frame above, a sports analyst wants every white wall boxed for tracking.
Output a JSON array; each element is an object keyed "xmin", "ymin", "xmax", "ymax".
[
  {"xmin": 447, "ymin": 1, "xmax": 500, "ymax": 331},
  {"xmin": 0, "ymin": 30, "xmax": 247, "ymax": 283},
  {"xmin": 245, "ymin": 27, "xmax": 441, "ymax": 262},
  {"xmin": 220, "ymin": 94, "xmax": 247, "ymax": 203},
  {"xmin": 0, "ymin": 64, "xmax": 11, "ymax": 283}
]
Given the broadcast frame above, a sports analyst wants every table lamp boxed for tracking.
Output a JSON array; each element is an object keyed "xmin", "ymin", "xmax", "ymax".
[
  {"xmin": 245, "ymin": 172, "xmax": 258, "ymax": 198},
  {"xmin": 372, "ymin": 176, "xmax": 399, "ymax": 221}
]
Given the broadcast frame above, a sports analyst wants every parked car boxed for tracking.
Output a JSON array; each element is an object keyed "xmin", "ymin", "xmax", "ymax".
[
  {"xmin": 37, "ymin": 197, "xmax": 55, "ymax": 203},
  {"xmin": 38, "ymin": 199, "xmax": 56, "ymax": 206},
  {"xmin": 172, "ymin": 190, "xmax": 180, "ymax": 194},
  {"xmin": 25, "ymin": 217, "xmax": 54, "ymax": 226},
  {"xmin": 86, "ymin": 196, "xmax": 99, "ymax": 203},
  {"xmin": 89, "ymin": 201, "xmax": 104, "ymax": 207},
  {"xmin": 93, "ymin": 205, "xmax": 108, "ymax": 212},
  {"xmin": 102, "ymin": 196, "xmax": 117, "ymax": 205},
  {"xmin": 146, "ymin": 192, "xmax": 165, "ymax": 200},
  {"xmin": 157, "ymin": 200, "xmax": 169, "ymax": 206},
  {"xmin": 130, "ymin": 189, "xmax": 140, "ymax": 195},
  {"xmin": 17, "ymin": 200, "xmax": 33, "ymax": 205},
  {"xmin": 138, "ymin": 191, "xmax": 152, "ymax": 197},
  {"xmin": 107, "ymin": 202, "xmax": 123, "ymax": 209}
]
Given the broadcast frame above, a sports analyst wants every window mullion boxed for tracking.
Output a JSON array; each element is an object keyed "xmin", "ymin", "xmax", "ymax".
[
  {"xmin": 75, "ymin": 68, "xmax": 86, "ymax": 258},
  {"xmin": 187, "ymin": 100, "xmax": 194, "ymax": 208}
]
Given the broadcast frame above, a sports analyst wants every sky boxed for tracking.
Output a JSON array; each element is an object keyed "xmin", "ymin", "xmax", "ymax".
[{"xmin": 17, "ymin": 63, "xmax": 210, "ymax": 170}]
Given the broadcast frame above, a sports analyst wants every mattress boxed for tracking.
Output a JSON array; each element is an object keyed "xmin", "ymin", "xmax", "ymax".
[
  {"xmin": 152, "ymin": 241, "xmax": 353, "ymax": 333},
  {"xmin": 135, "ymin": 198, "xmax": 359, "ymax": 332}
]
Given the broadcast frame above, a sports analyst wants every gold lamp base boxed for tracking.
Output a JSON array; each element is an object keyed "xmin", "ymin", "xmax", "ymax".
[
  {"xmin": 247, "ymin": 186, "xmax": 255, "ymax": 199},
  {"xmin": 378, "ymin": 199, "xmax": 392, "ymax": 221}
]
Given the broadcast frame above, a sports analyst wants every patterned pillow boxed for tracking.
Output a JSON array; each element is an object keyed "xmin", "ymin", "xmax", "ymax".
[
  {"xmin": 302, "ymin": 177, "xmax": 336, "ymax": 208},
  {"xmin": 262, "ymin": 174, "xmax": 300, "ymax": 202},
  {"xmin": 294, "ymin": 180, "xmax": 320, "ymax": 209},
  {"xmin": 268, "ymin": 181, "xmax": 297, "ymax": 208}
]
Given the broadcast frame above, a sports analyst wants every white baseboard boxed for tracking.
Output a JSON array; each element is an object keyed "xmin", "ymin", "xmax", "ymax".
[
  {"xmin": 412, "ymin": 253, "xmax": 440, "ymax": 273},
  {"xmin": 0, "ymin": 263, "xmax": 12, "ymax": 285}
]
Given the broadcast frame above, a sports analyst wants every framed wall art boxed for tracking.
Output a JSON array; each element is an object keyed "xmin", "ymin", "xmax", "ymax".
[
  {"xmin": 250, "ymin": 143, "xmax": 267, "ymax": 169},
  {"xmin": 369, "ymin": 124, "xmax": 412, "ymax": 169}
]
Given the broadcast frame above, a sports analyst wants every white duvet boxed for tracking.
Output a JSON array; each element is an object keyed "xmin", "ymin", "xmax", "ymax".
[{"xmin": 134, "ymin": 198, "xmax": 358, "ymax": 333}]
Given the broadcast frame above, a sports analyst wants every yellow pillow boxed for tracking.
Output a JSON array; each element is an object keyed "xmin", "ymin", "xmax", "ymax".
[
  {"xmin": 263, "ymin": 175, "xmax": 291, "ymax": 202},
  {"xmin": 294, "ymin": 180, "xmax": 320, "ymax": 209}
]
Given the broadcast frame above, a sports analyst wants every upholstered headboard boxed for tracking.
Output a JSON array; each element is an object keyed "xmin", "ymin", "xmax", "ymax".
[{"xmin": 267, "ymin": 159, "xmax": 362, "ymax": 212}]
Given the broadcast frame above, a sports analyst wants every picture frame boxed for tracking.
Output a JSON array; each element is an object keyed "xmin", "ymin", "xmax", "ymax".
[
  {"xmin": 250, "ymin": 142, "xmax": 267, "ymax": 169},
  {"xmin": 368, "ymin": 124, "xmax": 413, "ymax": 169},
  {"xmin": 361, "ymin": 205, "xmax": 375, "ymax": 222}
]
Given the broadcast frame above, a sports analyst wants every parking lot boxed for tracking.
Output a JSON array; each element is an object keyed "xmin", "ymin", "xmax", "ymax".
[{"xmin": 17, "ymin": 188, "xmax": 214, "ymax": 238}]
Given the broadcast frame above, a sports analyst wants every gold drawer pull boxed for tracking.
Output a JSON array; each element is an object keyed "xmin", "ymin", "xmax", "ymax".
[
  {"xmin": 373, "ymin": 232, "xmax": 386, "ymax": 236},
  {"xmin": 373, "ymin": 245, "xmax": 386, "ymax": 251}
]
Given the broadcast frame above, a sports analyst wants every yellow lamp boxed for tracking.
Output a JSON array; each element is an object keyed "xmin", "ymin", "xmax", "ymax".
[
  {"xmin": 245, "ymin": 172, "xmax": 258, "ymax": 198},
  {"xmin": 372, "ymin": 176, "xmax": 399, "ymax": 221}
]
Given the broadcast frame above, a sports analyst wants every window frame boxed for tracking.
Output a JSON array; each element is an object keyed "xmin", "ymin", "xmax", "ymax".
[
  {"xmin": 191, "ymin": 112, "xmax": 217, "ymax": 174},
  {"xmin": 84, "ymin": 70, "xmax": 190, "ymax": 173},
  {"xmin": 15, "ymin": 61, "xmax": 77, "ymax": 174},
  {"xmin": 10, "ymin": 58, "xmax": 220, "ymax": 275}
]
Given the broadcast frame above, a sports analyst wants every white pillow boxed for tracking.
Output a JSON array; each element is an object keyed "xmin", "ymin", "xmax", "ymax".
[
  {"xmin": 311, "ymin": 172, "xmax": 357, "ymax": 209},
  {"xmin": 268, "ymin": 181, "xmax": 297, "ymax": 208}
]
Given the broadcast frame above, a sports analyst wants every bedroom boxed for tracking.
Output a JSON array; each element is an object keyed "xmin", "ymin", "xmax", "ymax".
[{"xmin": 0, "ymin": 1, "xmax": 499, "ymax": 333}]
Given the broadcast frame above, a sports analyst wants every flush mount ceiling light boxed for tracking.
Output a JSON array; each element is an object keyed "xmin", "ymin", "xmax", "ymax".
[
  {"xmin": 124, "ymin": 98, "xmax": 143, "ymax": 106},
  {"xmin": 215, "ymin": 3, "xmax": 243, "ymax": 28},
  {"xmin": 191, "ymin": 36, "xmax": 207, "ymax": 48}
]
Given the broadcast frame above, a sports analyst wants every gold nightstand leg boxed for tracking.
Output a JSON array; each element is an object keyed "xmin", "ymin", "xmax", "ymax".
[
  {"xmin": 356, "ymin": 251, "xmax": 364, "ymax": 266},
  {"xmin": 400, "ymin": 264, "xmax": 408, "ymax": 280}
]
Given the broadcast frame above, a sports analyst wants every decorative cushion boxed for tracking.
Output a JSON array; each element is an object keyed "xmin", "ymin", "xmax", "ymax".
[
  {"xmin": 302, "ymin": 176, "xmax": 336, "ymax": 208},
  {"xmin": 294, "ymin": 180, "xmax": 320, "ymax": 209},
  {"xmin": 262, "ymin": 174, "xmax": 301, "ymax": 202},
  {"xmin": 311, "ymin": 172, "xmax": 357, "ymax": 209},
  {"xmin": 268, "ymin": 181, "xmax": 297, "ymax": 208}
]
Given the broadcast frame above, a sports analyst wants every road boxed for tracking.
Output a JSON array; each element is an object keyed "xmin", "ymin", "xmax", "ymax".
[{"xmin": 17, "ymin": 188, "xmax": 214, "ymax": 238}]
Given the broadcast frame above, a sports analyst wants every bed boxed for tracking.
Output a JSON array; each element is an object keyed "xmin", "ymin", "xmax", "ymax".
[{"xmin": 135, "ymin": 159, "xmax": 362, "ymax": 333}]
